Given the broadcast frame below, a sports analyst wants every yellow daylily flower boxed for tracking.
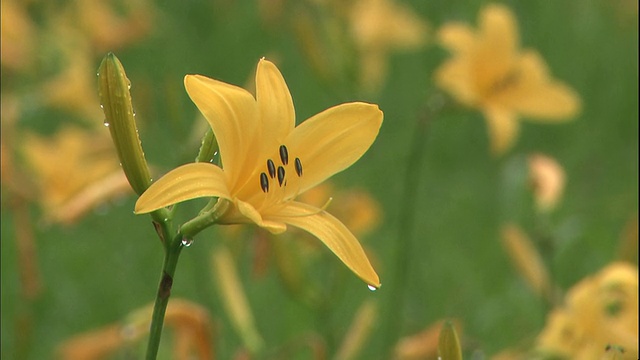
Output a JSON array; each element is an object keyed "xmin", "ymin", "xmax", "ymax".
[
  {"xmin": 135, "ymin": 59, "xmax": 383, "ymax": 288},
  {"xmin": 435, "ymin": 4, "xmax": 581, "ymax": 155},
  {"xmin": 536, "ymin": 262, "xmax": 639, "ymax": 359}
]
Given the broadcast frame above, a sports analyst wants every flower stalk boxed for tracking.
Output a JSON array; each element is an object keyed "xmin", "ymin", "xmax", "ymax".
[{"xmin": 145, "ymin": 232, "xmax": 183, "ymax": 360}]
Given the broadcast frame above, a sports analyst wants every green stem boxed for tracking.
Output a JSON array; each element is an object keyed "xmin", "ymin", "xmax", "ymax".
[
  {"xmin": 383, "ymin": 94, "xmax": 445, "ymax": 357},
  {"xmin": 180, "ymin": 199, "xmax": 230, "ymax": 238},
  {"xmin": 145, "ymin": 234, "xmax": 183, "ymax": 360}
]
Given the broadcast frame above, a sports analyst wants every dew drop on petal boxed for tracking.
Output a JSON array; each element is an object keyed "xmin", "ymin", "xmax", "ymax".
[
  {"xmin": 103, "ymin": 119, "xmax": 110, "ymax": 127},
  {"xmin": 181, "ymin": 238, "xmax": 194, "ymax": 247},
  {"xmin": 367, "ymin": 284, "xmax": 378, "ymax": 291}
]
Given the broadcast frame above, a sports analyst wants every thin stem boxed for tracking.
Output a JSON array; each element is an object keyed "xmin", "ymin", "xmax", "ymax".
[
  {"xmin": 145, "ymin": 234, "xmax": 183, "ymax": 360},
  {"xmin": 180, "ymin": 199, "xmax": 230, "ymax": 239},
  {"xmin": 383, "ymin": 94, "xmax": 445, "ymax": 357}
]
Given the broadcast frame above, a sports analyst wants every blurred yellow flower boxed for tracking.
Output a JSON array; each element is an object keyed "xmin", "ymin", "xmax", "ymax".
[
  {"xmin": 72, "ymin": 0, "xmax": 154, "ymax": 53},
  {"xmin": 501, "ymin": 224, "xmax": 552, "ymax": 301},
  {"xmin": 135, "ymin": 59, "xmax": 383, "ymax": 288},
  {"xmin": 528, "ymin": 153, "xmax": 566, "ymax": 213},
  {"xmin": 435, "ymin": 4, "xmax": 581, "ymax": 155},
  {"xmin": 0, "ymin": 0, "xmax": 36, "ymax": 72},
  {"xmin": 212, "ymin": 246, "xmax": 264, "ymax": 353},
  {"xmin": 57, "ymin": 298, "xmax": 213, "ymax": 360},
  {"xmin": 22, "ymin": 126, "xmax": 132, "ymax": 224},
  {"xmin": 349, "ymin": 0, "xmax": 429, "ymax": 92},
  {"xmin": 536, "ymin": 262, "xmax": 639, "ymax": 359},
  {"xmin": 298, "ymin": 182, "xmax": 382, "ymax": 237}
]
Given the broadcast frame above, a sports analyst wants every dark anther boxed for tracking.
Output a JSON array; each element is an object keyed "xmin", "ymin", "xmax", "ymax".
[
  {"xmin": 294, "ymin": 157, "xmax": 303, "ymax": 177},
  {"xmin": 267, "ymin": 159, "xmax": 276, "ymax": 178},
  {"xmin": 260, "ymin": 172, "xmax": 269, "ymax": 192},
  {"xmin": 279, "ymin": 145, "xmax": 289, "ymax": 165},
  {"xmin": 277, "ymin": 166, "xmax": 285, "ymax": 186}
]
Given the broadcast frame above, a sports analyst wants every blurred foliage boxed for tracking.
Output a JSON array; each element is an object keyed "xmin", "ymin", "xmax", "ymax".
[{"xmin": 1, "ymin": 0, "xmax": 637, "ymax": 359}]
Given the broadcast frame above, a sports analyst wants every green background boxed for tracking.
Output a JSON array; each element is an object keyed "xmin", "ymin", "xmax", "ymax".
[{"xmin": 2, "ymin": 0, "xmax": 637, "ymax": 359}]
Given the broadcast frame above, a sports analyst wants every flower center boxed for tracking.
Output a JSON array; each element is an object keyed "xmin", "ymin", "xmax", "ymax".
[{"xmin": 258, "ymin": 144, "xmax": 303, "ymax": 194}]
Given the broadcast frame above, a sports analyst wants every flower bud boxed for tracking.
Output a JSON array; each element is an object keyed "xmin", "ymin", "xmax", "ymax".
[
  {"xmin": 438, "ymin": 320, "xmax": 462, "ymax": 360},
  {"xmin": 195, "ymin": 128, "xmax": 219, "ymax": 164},
  {"xmin": 98, "ymin": 53, "xmax": 151, "ymax": 195}
]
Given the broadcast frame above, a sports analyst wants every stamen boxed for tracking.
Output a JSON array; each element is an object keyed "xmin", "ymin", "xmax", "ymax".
[
  {"xmin": 277, "ymin": 166, "xmax": 285, "ymax": 186},
  {"xmin": 267, "ymin": 159, "xmax": 276, "ymax": 178},
  {"xmin": 279, "ymin": 145, "xmax": 289, "ymax": 165},
  {"xmin": 286, "ymin": 197, "xmax": 333, "ymax": 217},
  {"xmin": 260, "ymin": 172, "xmax": 269, "ymax": 193},
  {"xmin": 294, "ymin": 157, "xmax": 303, "ymax": 177}
]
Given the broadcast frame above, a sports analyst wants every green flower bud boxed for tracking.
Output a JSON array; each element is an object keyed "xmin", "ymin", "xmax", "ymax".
[
  {"xmin": 438, "ymin": 320, "xmax": 462, "ymax": 360},
  {"xmin": 195, "ymin": 128, "xmax": 219, "ymax": 164},
  {"xmin": 98, "ymin": 52, "xmax": 151, "ymax": 195}
]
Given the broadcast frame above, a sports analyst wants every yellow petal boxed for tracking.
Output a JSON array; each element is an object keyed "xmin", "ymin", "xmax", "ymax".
[
  {"xmin": 501, "ymin": 51, "xmax": 581, "ymax": 120},
  {"xmin": 284, "ymin": 102, "xmax": 383, "ymax": 197},
  {"xmin": 234, "ymin": 199, "xmax": 287, "ymax": 234},
  {"xmin": 483, "ymin": 106, "xmax": 519, "ymax": 155},
  {"xmin": 135, "ymin": 163, "xmax": 230, "ymax": 214},
  {"xmin": 473, "ymin": 4, "xmax": 520, "ymax": 95},
  {"xmin": 437, "ymin": 23, "xmax": 476, "ymax": 54},
  {"xmin": 256, "ymin": 59, "xmax": 295, "ymax": 149},
  {"xmin": 434, "ymin": 57, "xmax": 478, "ymax": 107},
  {"xmin": 501, "ymin": 224, "xmax": 552, "ymax": 300},
  {"xmin": 211, "ymin": 247, "xmax": 264, "ymax": 352},
  {"xmin": 184, "ymin": 74, "xmax": 260, "ymax": 189},
  {"xmin": 479, "ymin": 4, "xmax": 519, "ymax": 62},
  {"xmin": 268, "ymin": 201, "xmax": 380, "ymax": 288}
]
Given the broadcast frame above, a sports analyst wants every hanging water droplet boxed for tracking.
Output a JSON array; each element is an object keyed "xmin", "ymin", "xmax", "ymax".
[
  {"xmin": 103, "ymin": 119, "xmax": 110, "ymax": 127},
  {"xmin": 367, "ymin": 284, "xmax": 378, "ymax": 291},
  {"xmin": 181, "ymin": 238, "xmax": 194, "ymax": 247}
]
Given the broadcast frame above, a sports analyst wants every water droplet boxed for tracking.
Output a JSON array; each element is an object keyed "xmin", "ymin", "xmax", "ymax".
[
  {"xmin": 100, "ymin": 104, "xmax": 104, "ymax": 109},
  {"xmin": 181, "ymin": 238, "xmax": 194, "ymax": 247},
  {"xmin": 367, "ymin": 284, "xmax": 378, "ymax": 291},
  {"xmin": 103, "ymin": 119, "xmax": 110, "ymax": 127}
]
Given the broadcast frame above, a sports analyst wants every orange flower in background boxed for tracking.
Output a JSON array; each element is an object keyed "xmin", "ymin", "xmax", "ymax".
[
  {"xmin": 536, "ymin": 262, "xmax": 639, "ymax": 359},
  {"xmin": 22, "ymin": 126, "xmax": 132, "ymax": 224},
  {"xmin": 57, "ymin": 299, "xmax": 214, "ymax": 360},
  {"xmin": 435, "ymin": 4, "xmax": 581, "ymax": 155},
  {"xmin": 528, "ymin": 153, "xmax": 566, "ymax": 213}
]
